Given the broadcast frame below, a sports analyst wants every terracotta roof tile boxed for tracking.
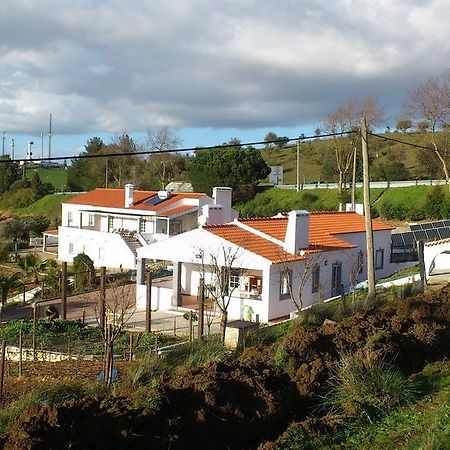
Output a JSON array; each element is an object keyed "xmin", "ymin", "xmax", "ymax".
[
  {"xmin": 205, "ymin": 224, "xmax": 305, "ymax": 263},
  {"xmin": 64, "ymin": 188, "xmax": 206, "ymax": 213},
  {"xmin": 206, "ymin": 212, "xmax": 392, "ymax": 263}
]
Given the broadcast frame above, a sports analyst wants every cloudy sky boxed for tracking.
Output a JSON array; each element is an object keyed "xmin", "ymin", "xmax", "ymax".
[{"xmin": 1, "ymin": 0, "xmax": 449, "ymax": 158}]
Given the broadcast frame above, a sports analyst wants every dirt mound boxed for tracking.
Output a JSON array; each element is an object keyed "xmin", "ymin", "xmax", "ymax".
[
  {"xmin": 5, "ymin": 291, "xmax": 450, "ymax": 450},
  {"xmin": 5, "ymin": 360, "xmax": 304, "ymax": 450},
  {"xmin": 283, "ymin": 291, "xmax": 450, "ymax": 397}
]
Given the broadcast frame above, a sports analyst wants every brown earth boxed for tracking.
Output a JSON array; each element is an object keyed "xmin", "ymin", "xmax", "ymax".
[{"xmin": 3, "ymin": 289, "xmax": 450, "ymax": 450}]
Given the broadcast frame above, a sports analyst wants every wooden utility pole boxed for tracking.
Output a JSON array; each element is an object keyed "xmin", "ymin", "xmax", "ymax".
[
  {"xmin": 198, "ymin": 279, "xmax": 205, "ymax": 339},
  {"xmin": 351, "ymin": 145, "xmax": 357, "ymax": 211},
  {"xmin": 296, "ymin": 139, "xmax": 300, "ymax": 192},
  {"xmin": 61, "ymin": 261, "xmax": 67, "ymax": 319},
  {"xmin": 361, "ymin": 117, "xmax": 376, "ymax": 299},
  {"xmin": 145, "ymin": 272, "xmax": 152, "ymax": 333},
  {"xmin": 417, "ymin": 240, "xmax": 428, "ymax": 294},
  {"xmin": 99, "ymin": 267, "xmax": 106, "ymax": 330}
]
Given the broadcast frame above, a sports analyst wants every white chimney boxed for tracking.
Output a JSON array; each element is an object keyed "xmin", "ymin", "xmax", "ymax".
[
  {"xmin": 198, "ymin": 204, "xmax": 224, "ymax": 226},
  {"xmin": 213, "ymin": 187, "xmax": 232, "ymax": 222},
  {"xmin": 124, "ymin": 184, "xmax": 134, "ymax": 208},
  {"xmin": 283, "ymin": 210, "xmax": 310, "ymax": 254}
]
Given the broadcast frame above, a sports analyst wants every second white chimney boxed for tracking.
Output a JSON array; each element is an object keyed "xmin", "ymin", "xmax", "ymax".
[
  {"xmin": 198, "ymin": 204, "xmax": 224, "ymax": 226},
  {"xmin": 283, "ymin": 210, "xmax": 310, "ymax": 254},
  {"xmin": 124, "ymin": 184, "xmax": 134, "ymax": 208}
]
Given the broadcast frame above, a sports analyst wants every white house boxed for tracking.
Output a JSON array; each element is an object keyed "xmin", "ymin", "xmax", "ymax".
[
  {"xmin": 55, "ymin": 185, "xmax": 238, "ymax": 269},
  {"xmin": 136, "ymin": 210, "xmax": 404, "ymax": 323}
]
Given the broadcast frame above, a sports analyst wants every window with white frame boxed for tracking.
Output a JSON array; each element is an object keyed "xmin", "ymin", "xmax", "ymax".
[
  {"xmin": 89, "ymin": 214, "xmax": 94, "ymax": 227},
  {"xmin": 229, "ymin": 269, "xmax": 240, "ymax": 290},
  {"xmin": 312, "ymin": 265, "xmax": 320, "ymax": 293},
  {"xmin": 375, "ymin": 248, "xmax": 384, "ymax": 270},
  {"xmin": 139, "ymin": 219, "xmax": 146, "ymax": 233},
  {"xmin": 108, "ymin": 216, "xmax": 114, "ymax": 231},
  {"xmin": 68, "ymin": 243, "xmax": 74, "ymax": 255},
  {"xmin": 280, "ymin": 270, "xmax": 292, "ymax": 300},
  {"xmin": 67, "ymin": 211, "xmax": 73, "ymax": 226}
]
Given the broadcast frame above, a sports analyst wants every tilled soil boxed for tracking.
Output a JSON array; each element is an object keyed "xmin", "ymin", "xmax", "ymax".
[{"xmin": 4, "ymin": 290, "xmax": 450, "ymax": 450}]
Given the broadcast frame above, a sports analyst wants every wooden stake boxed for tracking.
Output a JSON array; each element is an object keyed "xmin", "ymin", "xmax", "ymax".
[
  {"xmin": 128, "ymin": 333, "xmax": 133, "ymax": 362},
  {"xmin": 32, "ymin": 303, "xmax": 37, "ymax": 361},
  {"xmin": 198, "ymin": 279, "xmax": 205, "ymax": 339},
  {"xmin": 361, "ymin": 117, "xmax": 376, "ymax": 299},
  {"xmin": 173, "ymin": 316, "xmax": 177, "ymax": 336},
  {"xmin": 99, "ymin": 267, "xmax": 106, "ymax": 330},
  {"xmin": 0, "ymin": 341, "xmax": 6, "ymax": 404},
  {"xmin": 61, "ymin": 261, "xmax": 67, "ymax": 319},
  {"xmin": 189, "ymin": 311, "xmax": 193, "ymax": 342},
  {"xmin": 18, "ymin": 330, "xmax": 22, "ymax": 377}
]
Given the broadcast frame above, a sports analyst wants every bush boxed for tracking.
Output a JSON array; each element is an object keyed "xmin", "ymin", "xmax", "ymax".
[{"xmin": 323, "ymin": 352, "xmax": 419, "ymax": 422}]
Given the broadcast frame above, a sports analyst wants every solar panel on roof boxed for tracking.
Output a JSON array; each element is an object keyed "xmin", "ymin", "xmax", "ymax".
[
  {"xmin": 421, "ymin": 222, "xmax": 434, "ymax": 230},
  {"xmin": 443, "ymin": 220, "xmax": 450, "ymax": 227},
  {"xmin": 413, "ymin": 230, "xmax": 428, "ymax": 241},
  {"xmin": 410, "ymin": 224, "xmax": 421, "ymax": 231}
]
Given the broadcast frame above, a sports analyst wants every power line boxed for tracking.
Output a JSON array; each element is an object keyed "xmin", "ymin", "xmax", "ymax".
[
  {"xmin": 368, "ymin": 131, "xmax": 431, "ymax": 151},
  {"xmin": 0, "ymin": 130, "xmax": 356, "ymax": 164}
]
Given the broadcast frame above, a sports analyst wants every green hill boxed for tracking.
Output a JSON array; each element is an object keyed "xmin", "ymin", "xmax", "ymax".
[{"xmin": 26, "ymin": 167, "xmax": 68, "ymax": 191}]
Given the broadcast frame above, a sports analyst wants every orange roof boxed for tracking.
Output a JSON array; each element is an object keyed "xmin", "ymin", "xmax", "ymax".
[
  {"xmin": 64, "ymin": 188, "xmax": 205, "ymax": 213},
  {"xmin": 205, "ymin": 224, "xmax": 305, "ymax": 263},
  {"xmin": 157, "ymin": 205, "xmax": 198, "ymax": 218},
  {"xmin": 206, "ymin": 212, "xmax": 392, "ymax": 263},
  {"xmin": 43, "ymin": 229, "xmax": 58, "ymax": 236}
]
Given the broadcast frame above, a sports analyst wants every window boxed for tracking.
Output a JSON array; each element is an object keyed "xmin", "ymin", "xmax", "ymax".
[
  {"xmin": 280, "ymin": 270, "xmax": 292, "ymax": 300},
  {"xmin": 68, "ymin": 243, "xmax": 74, "ymax": 255},
  {"xmin": 229, "ymin": 269, "xmax": 240, "ymax": 290},
  {"xmin": 108, "ymin": 216, "xmax": 114, "ymax": 231},
  {"xmin": 375, "ymin": 248, "xmax": 384, "ymax": 270},
  {"xmin": 358, "ymin": 250, "xmax": 364, "ymax": 274},
  {"xmin": 139, "ymin": 219, "xmax": 146, "ymax": 233},
  {"xmin": 67, "ymin": 211, "xmax": 73, "ymax": 226},
  {"xmin": 312, "ymin": 265, "xmax": 320, "ymax": 293},
  {"xmin": 331, "ymin": 262, "xmax": 342, "ymax": 296},
  {"xmin": 89, "ymin": 214, "xmax": 94, "ymax": 227}
]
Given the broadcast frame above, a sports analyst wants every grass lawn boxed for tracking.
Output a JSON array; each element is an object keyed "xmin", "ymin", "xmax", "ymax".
[
  {"xmin": 15, "ymin": 193, "xmax": 75, "ymax": 219},
  {"xmin": 26, "ymin": 167, "xmax": 68, "ymax": 191}
]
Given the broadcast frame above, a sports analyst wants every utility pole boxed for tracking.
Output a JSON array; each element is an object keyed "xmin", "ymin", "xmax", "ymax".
[
  {"xmin": 296, "ymin": 139, "xmax": 300, "ymax": 192},
  {"xmin": 48, "ymin": 113, "xmax": 52, "ymax": 159},
  {"xmin": 10, "ymin": 139, "xmax": 15, "ymax": 160},
  {"xmin": 1, "ymin": 132, "xmax": 5, "ymax": 156},
  {"xmin": 61, "ymin": 261, "xmax": 67, "ymax": 319},
  {"xmin": 361, "ymin": 117, "xmax": 375, "ymax": 299},
  {"xmin": 351, "ymin": 145, "xmax": 357, "ymax": 211},
  {"xmin": 145, "ymin": 271, "xmax": 152, "ymax": 333},
  {"xmin": 41, "ymin": 133, "xmax": 44, "ymax": 159}
]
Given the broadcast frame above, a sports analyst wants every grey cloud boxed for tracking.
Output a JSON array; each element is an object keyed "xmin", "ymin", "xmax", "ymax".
[{"xmin": 0, "ymin": 0, "xmax": 449, "ymax": 135}]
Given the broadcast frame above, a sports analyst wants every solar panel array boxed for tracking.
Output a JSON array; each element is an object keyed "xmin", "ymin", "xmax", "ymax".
[
  {"xmin": 392, "ymin": 220, "xmax": 450, "ymax": 250},
  {"xmin": 410, "ymin": 220, "xmax": 450, "ymax": 231}
]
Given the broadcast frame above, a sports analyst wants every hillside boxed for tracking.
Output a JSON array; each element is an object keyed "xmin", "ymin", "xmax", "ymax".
[
  {"xmin": 25, "ymin": 167, "xmax": 68, "ymax": 191},
  {"xmin": 261, "ymin": 131, "xmax": 432, "ymax": 184}
]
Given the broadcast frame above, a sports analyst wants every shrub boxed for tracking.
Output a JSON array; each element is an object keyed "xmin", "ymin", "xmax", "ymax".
[{"xmin": 323, "ymin": 352, "xmax": 419, "ymax": 422}]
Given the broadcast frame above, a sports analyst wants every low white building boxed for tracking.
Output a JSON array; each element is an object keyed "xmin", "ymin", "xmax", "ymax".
[
  {"xmin": 56, "ymin": 185, "xmax": 238, "ymax": 269},
  {"xmin": 136, "ymin": 210, "xmax": 406, "ymax": 323}
]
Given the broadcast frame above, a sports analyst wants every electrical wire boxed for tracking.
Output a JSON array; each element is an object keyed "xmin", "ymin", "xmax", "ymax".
[
  {"xmin": 0, "ymin": 130, "xmax": 356, "ymax": 164},
  {"xmin": 368, "ymin": 132, "xmax": 432, "ymax": 151}
]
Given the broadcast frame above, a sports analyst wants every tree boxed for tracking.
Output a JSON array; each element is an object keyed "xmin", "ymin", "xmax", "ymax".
[
  {"xmin": 67, "ymin": 137, "xmax": 107, "ymax": 191},
  {"xmin": 91, "ymin": 281, "xmax": 135, "ymax": 386},
  {"xmin": 194, "ymin": 246, "xmax": 244, "ymax": 344},
  {"xmin": 405, "ymin": 69, "xmax": 450, "ymax": 188},
  {"xmin": 140, "ymin": 153, "xmax": 189, "ymax": 190},
  {"xmin": 189, "ymin": 146, "xmax": 270, "ymax": 203},
  {"xmin": 372, "ymin": 159, "xmax": 410, "ymax": 181},
  {"xmin": 73, "ymin": 253, "xmax": 96, "ymax": 291},
  {"xmin": 264, "ymin": 132, "xmax": 278, "ymax": 148},
  {"xmin": 0, "ymin": 272, "xmax": 21, "ymax": 306},
  {"xmin": 324, "ymin": 96, "xmax": 383, "ymax": 198},
  {"xmin": 146, "ymin": 126, "xmax": 181, "ymax": 153},
  {"xmin": 281, "ymin": 253, "xmax": 323, "ymax": 314},
  {"xmin": 17, "ymin": 253, "xmax": 47, "ymax": 283},
  {"xmin": 0, "ymin": 217, "xmax": 29, "ymax": 260},
  {"xmin": 395, "ymin": 118, "xmax": 412, "ymax": 132},
  {"xmin": 0, "ymin": 156, "xmax": 20, "ymax": 194}
]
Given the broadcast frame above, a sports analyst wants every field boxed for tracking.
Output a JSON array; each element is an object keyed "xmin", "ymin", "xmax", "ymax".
[
  {"xmin": 14, "ymin": 193, "xmax": 75, "ymax": 218},
  {"xmin": 25, "ymin": 167, "xmax": 68, "ymax": 191}
]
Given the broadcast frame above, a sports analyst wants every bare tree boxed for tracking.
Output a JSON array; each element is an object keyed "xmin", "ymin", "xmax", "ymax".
[
  {"xmin": 194, "ymin": 246, "xmax": 244, "ymax": 343},
  {"xmin": 281, "ymin": 252, "xmax": 323, "ymax": 313},
  {"xmin": 324, "ymin": 96, "xmax": 383, "ymax": 197},
  {"xmin": 405, "ymin": 69, "xmax": 450, "ymax": 188},
  {"xmin": 92, "ymin": 282, "xmax": 136, "ymax": 386},
  {"xmin": 146, "ymin": 126, "xmax": 181, "ymax": 153}
]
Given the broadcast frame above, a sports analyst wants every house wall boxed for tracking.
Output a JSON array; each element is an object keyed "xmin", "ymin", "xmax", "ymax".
[{"xmin": 58, "ymin": 226, "xmax": 136, "ymax": 269}]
